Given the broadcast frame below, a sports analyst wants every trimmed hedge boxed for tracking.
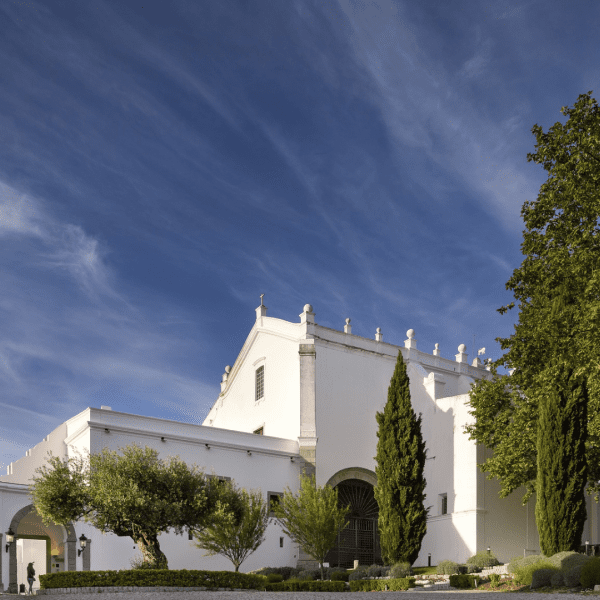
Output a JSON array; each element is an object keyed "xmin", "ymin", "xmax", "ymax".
[
  {"xmin": 265, "ymin": 580, "xmax": 345, "ymax": 592},
  {"xmin": 349, "ymin": 577, "xmax": 415, "ymax": 591},
  {"xmin": 449, "ymin": 574, "xmax": 480, "ymax": 589},
  {"xmin": 466, "ymin": 551, "xmax": 499, "ymax": 569},
  {"xmin": 531, "ymin": 567, "xmax": 560, "ymax": 589},
  {"xmin": 581, "ymin": 556, "xmax": 600, "ymax": 589},
  {"xmin": 436, "ymin": 560, "xmax": 459, "ymax": 575},
  {"xmin": 40, "ymin": 570, "xmax": 265, "ymax": 590}
]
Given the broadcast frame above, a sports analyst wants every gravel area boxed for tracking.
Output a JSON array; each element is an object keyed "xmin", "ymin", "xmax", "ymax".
[{"xmin": 3, "ymin": 592, "xmax": 594, "ymax": 600}]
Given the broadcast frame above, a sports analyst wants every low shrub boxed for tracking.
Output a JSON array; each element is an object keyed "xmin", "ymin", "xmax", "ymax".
[
  {"xmin": 466, "ymin": 564, "xmax": 481, "ymax": 573},
  {"xmin": 366, "ymin": 564, "xmax": 386, "ymax": 578},
  {"xmin": 564, "ymin": 564, "xmax": 585, "ymax": 587},
  {"xmin": 390, "ymin": 561, "xmax": 412, "ymax": 578},
  {"xmin": 40, "ymin": 570, "xmax": 265, "ymax": 590},
  {"xmin": 297, "ymin": 570, "xmax": 315, "ymax": 581},
  {"xmin": 330, "ymin": 570, "xmax": 349, "ymax": 582},
  {"xmin": 348, "ymin": 567, "xmax": 369, "ymax": 581},
  {"xmin": 266, "ymin": 573, "xmax": 284, "ymax": 583},
  {"xmin": 580, "ymin": 556, "xmax": 600, "ymax": 589},
  {"xmin": 550, "ymin": 571, "xmax": 564, "ymax": 587},
  {"xmin": 548, "ymin": 551, "xmax": 591, "ymax": 572},
  {"xmin": 251, "ymin": 566, "xmax": 300, "ymax": 580},
  {"xmin": 531, "ymin": 567, "xmax": 560, "ymax": 589},
  {"xmin": 489, "ymin": 573, "xmax": 501, "ymax": 588},
  {"xmin": 508, "ymin": 554, "xmax": 546, "ymax": 575},
  {"xmin": 449, "ymin": 574, "xmax": 480, "ymax": 589},
  {"xmin": 513, "ymin": 560, "xmax": 556, "ymax": 587},
  {"xmin": 349, "ymin": 577, "xmax": 415, "ymax": 591},
  {"xmin": 466, "ymin": 551, "xmax": 500, "ymax": 569},
  {"xmin": 265, "ymin": 580, "xmax": 345, "ymax": 592},
  {"xmin": 436, "ymin": 560, "xmax": 459, "ymax": 575}
]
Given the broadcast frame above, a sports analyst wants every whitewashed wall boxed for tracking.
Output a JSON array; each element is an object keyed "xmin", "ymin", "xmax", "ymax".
[{"xmin": 205, "ymin": 315, "xmax": 303, "ymax": 440}]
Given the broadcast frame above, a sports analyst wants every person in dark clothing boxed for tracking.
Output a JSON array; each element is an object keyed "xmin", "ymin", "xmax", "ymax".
[{"xmin": 27, "ymin": 562, "xmax": 35, "ymax": 595}]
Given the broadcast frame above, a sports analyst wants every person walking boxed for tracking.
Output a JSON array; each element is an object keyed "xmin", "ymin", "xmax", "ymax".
[{"xmin": 27, "ymin": 561, "xmax": 35, "ymax": 595}]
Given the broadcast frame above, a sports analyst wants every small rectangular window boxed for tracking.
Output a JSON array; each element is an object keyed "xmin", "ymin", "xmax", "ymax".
[
  {"xmin": 188, "ymin": 532, "xmax": 193, "ymax": 541},
  {"xmin": 255, "ymin": 366, "xmax": 264, "ymax": 400},
  {"xmin": 253, "ymin": 426, "xmax": 264, "ymax": 435},
  {"xmin": 268, "ymin": 491, "xmax": 282, "ymax": 516},
  {"xmin": 280, "ymin": 537, "xmax": 284, "ymax": 548},
  {"xmin": 440, "ymin": 493, "xmax": 448, "ymax": 515}
]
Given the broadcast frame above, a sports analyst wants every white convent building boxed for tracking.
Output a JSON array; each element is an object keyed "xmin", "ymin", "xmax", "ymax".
[{"xmin": 2, "ymin": 300, "xmax": 595, "ymax": 593}]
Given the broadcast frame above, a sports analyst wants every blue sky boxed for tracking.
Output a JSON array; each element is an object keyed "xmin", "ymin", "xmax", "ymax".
[{"xmin": 0, "ymin": 0, "xmax": 598, "ymax": 470}]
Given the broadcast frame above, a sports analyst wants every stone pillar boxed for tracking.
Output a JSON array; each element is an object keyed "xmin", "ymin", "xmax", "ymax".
[
  {"xmin": 67, "ymin": 538, "xmax": 76, "ymax": 572},
  {"xmin": 83, "ymin": 540, "xmax": 91, "ymax": 571},
  {"xmin": 8, "ymin": 537, "xmax": 16, "ymax": 594},
  {"xmin": 298, "ymin": 342, "xmax": 317, "ymax": 476}
]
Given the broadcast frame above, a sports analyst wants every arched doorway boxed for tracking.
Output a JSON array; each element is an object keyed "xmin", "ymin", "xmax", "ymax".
[
  {"xmin": 325, "ymin": 469, "xmax": 381, "ymax": 568},
  {"xmin": 8, "ymin": 505, "xmax": 76, "ymax": 594}
]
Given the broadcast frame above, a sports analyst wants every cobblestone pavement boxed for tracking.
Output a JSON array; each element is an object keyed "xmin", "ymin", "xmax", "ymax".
[{"xmin": 4, "ymin": 592, "xmax": 593, "ymax": 600}]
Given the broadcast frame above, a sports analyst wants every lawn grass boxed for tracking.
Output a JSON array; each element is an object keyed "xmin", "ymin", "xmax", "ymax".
[{"xmin": 413, "ymin": 566, "xmax": 438, "ymax": 575}]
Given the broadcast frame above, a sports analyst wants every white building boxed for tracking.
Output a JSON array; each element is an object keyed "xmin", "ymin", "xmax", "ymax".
[{"xmin": 1, "ymin": 300, "xmax": 597, "ymax": 593}]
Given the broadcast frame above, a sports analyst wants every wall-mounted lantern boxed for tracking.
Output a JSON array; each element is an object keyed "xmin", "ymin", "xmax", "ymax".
[
  {"xmin": 5, "ymin": 528, "xmax": 14, "ymax": 553},
  {"xmin": 78, "ymin": 534, "xmax": 88, "ymax": 557}
]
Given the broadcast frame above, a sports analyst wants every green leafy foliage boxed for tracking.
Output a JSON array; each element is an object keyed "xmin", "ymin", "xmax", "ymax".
[
  {"xmin": 489, "ymin": 573, "xmax": 501, "ymax": 588},
  {"xmin": 580, "ymin": 556, "xmax": 600, "ymax": 589},
  {"xmin": 271, "ymin": 473, "xmax": 349, "ymax": 582},
  {"xmin": 330, "ymin": 570, "xmax": 349, "ymax": 582},
  {"xmin": 40, "ymin": 569, "xmax": 266, "ymax": 590},
  {"xmin": 31, "ymin": 444, "xmax": 241, "ymax": 569},
  {"xmin": 374, "ymin": 350, "xmax": 428, "ymax": 565},
  {"xmin": 465, "ymin": 93, "xmax": 600, "ymax": 552},
  {"xmin": 390, "ymin": 561, "xmax": 412, "ymax": 578},
  {"xmin": 507, "ymin": 553, "xmax": 547, "ymax": 574},
  {"xmin": 192, "ymin": 486, "xmax": 269, "ymax": 572},
  {"xmin": 449, "ymin": 574, "xmax": 480, "ymax": 589},
  {"xmin": 349, "ymin": 577, "xmax": 415, "ymax": 591},
  {"xmin": 513, "ymin": 559, "xmax": 556, "ymax": 586},
  {"xmin": 265, "ymin": 580, "xmax": 345, "ymax": 591},
  {"xmin": 466, "ymin": 551, "xmax": 499, "ymax": 568},
  {"xmin": 251, "ymin": 566, "xmax": 300, "ymax": 580},
  {"xmin": 531, "ymin": 567, "xmax": 560, "ymax": 589},
  {"xmin": 348, "ymin": 567, "xmax": 369, "ymax": 581},
  {"xmin": 536, "ymin": 363, "xmax": 588, "ymax": 554},
  {"xmin": 436, "ymin": 560, "xmax": 459, "ymax": 575}
]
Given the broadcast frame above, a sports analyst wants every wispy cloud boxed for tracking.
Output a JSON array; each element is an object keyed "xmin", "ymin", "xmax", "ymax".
[{"xmin": 331, "ymin": 0, "xmax": 541, "ymax": 231}]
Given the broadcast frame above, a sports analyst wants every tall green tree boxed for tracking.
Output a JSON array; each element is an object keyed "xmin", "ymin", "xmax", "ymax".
[
  {"xmin": 535, "ymin": 362, "xmax": 588, "ymax": 554},
  {"xmin": 31, "ymin": 444, "xmax": 242, "ymax": 569},
  {"xmin": 466, "ymin": 92, "xmax": 600, "ymax": 551},
  {"xmin": 272, "ymin": 473, "xmax": 349, "ymax": 581},
  {"xmin": 374, "ymin": 350, "xmax": 427, "ymax": 565},
  {"xmin": 193, "ymin": 486, "xmax": 270, "ymax": 572}
]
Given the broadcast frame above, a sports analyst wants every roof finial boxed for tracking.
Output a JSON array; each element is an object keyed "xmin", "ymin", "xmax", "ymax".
[{"xmin": 260, "ymin": 293, "xmax": 265, "ymax": 306}]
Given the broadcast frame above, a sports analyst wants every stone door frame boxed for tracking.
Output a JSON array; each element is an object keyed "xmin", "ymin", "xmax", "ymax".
[{"xmin": 7, "ymin": 505, "xmax": 76, "ymax": 594}]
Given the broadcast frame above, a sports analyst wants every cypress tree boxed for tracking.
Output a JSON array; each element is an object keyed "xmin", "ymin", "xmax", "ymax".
[
  {"xmin": 374, "ymin": 350, "xmax": 428, "ymax": 565},
  {"xmin": 535, "ymin": 362, "xmax": 588, "ymax": 555}
]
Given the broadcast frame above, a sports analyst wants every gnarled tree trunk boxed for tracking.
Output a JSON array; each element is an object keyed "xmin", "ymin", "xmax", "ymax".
[{"xmin": 135, "ymin": 533, "xmax": 169, "ymax": 569}]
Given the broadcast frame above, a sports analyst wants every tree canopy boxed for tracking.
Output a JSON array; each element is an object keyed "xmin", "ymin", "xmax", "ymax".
[
  {"xmin": 272, "ymin": 473, "xmax": 349, "ymax": 581},
  {"xmin": 374, "ymin": 350, "xmax": 428, "ymax": 565},
  {"xmin": 31, "ymin": 444, "xmax": 242, "ymax": 568},
  {"xmin": 193, "ymin": 486, "xmax": 270, "ymax": 572},
  {"xmin": 466, "ymin": 92, "xmax": 600, "ymax": 503}
]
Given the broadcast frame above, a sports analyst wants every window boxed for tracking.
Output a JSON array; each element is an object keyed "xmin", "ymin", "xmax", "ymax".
[
  {"xmin": 253, "ymin": 426, "xmax": 264, "ymax": 435},
  {"xmin": 268, "ymin": 491, "xmax": 282, "ymax": 516},
  {"xmin": 255, "ymin": 366, "xmax": 264, "ymax": 401},
  {"xmin": 280, "ymin": 537, "xmax": 284, "ymax": 548},
  {"xmin": 440, "ymin": 493, "xmax": 448, "ymax": 515}
]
